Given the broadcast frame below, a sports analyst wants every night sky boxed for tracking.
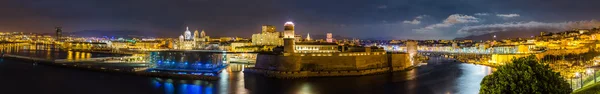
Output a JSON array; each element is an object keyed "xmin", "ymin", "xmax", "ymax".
[{"xmin": 1, "ymin": 0, "xmax": 600, "ymax": 40}]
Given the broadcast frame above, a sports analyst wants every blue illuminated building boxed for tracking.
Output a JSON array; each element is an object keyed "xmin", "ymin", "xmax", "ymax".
[{"xmin": 147, "ymin": 51, "xmax": 229, "ymax": 74}]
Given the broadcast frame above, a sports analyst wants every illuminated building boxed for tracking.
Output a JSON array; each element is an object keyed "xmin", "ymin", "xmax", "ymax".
[
  {"xmin": 326, "ymin": 33, "xmax": 333, "ymax": 43},
  {"xmin": 294, "ymin": 42, "xmax": 338, "ymax": 53},
  {"xmin": 64, "ymin": 42, "xmax": 110, "ymax": 51},
  {"xmin": 148, "ymin": 52, "xmax": 228, "ymax": 73},
  {"xmin": 246, "ymin": 25, "xmax": 283, "ymax": 52},
  {"xmin": 111, "ymin": 40, "xmax": 163, "ymax": 50},
  {"xmin": 251, "ymin": 31, "xmax": 282, "ymax": 46},
  {"xmin": 55, "ymin": 27, "xmax": 62, "ymax": 41},
  {"xmin": 219, "ymin": 37, "xmax": 234, "ymax": 42},
  {"xmin": 252, "ymin": 25, "xmax": 283, "ymax": 46},
  {"xmin": 176, "ymin": 27, "xmax": 196, "ymax": 50},
  {"xmin": 262, "ymin": 25, "xmax": 276, "ymax": 33},
  {"xmin": 305, "ymin": 33, "xmax": 311, "ymax": 41},
  {"xmin": 230, "ymin": 41, "xmax": 252, "ymax": 51}
]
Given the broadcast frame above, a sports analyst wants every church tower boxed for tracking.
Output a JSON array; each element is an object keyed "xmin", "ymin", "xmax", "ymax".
[
  {"xmin": 194, "ymin": 29, "xmax": 199, "ymax": 39},
  {"xmin": 306, "ymin": 33, "xmax": 311, "ymax": 41},
  {"xmin": 184, "ymin": 26, "xmax": 192, "ymax": 40},
  {"xmin": 200, "ymin": 29, "xmax": 206, "ymax": 37}
]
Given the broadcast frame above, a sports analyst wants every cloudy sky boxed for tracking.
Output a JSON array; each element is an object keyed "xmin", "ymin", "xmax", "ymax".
[{"xmin": 1, "ymin": 0, "xmax": 600, "ymax": 39}]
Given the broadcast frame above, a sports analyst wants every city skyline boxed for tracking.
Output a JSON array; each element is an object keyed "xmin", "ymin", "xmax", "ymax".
[
  {"xmin": 1, "ymin": 0, "xmax": 600, "ymax": 40},
  {"xmin": 1, "ymin": 0, "xmax": 599, "ymax": 94}
]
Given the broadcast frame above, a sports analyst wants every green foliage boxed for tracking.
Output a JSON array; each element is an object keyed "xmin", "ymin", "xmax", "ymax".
[
  {"xmin": 573, "ymin": 82, "xmax": 600, "ymax": 94},
  {"xmin": 541, "ymin": 50, "xmax": 600, "ymax": 63},
  {"xmin": 479, "ymin": 55, "xmax": 572, "ymax": 94}
]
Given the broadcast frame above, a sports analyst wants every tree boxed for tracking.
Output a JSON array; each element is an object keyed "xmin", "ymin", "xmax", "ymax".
[{"xmin": 480, "ymin": 55, "xmax": 572, "ymax": 94}]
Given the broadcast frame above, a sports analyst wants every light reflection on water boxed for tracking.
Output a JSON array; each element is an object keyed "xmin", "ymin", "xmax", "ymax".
[
  {"xmin": 456, "ymin": 64, "xmax": 494, "ymax": 94},
  {"xmin": 0, "ymin": 44, "xmax": 124, "ymax": 60},
  {"xmin": 152, "ymin": 78, "xmax": 215, "ymax": 94}
]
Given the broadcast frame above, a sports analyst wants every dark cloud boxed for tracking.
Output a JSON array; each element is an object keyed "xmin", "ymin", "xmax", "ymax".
[{"xmin": 458, "ymin": 20, "xmax": 600, "ymax": 36}]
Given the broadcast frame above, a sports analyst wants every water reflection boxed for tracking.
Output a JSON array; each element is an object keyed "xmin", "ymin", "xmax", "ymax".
[
  {"xmin": 0, "ymin": 45, "xmax": 496, "ymax": 94},
  {"xmin": 0, "ymin": 44, "xmax": 125, "ymax": 60},
  {"xmin": 456, "ymin": 64, "xmax": 493, "ymax": 94},
  {"xmin": 152, "ymin": 78, "xmax": 215, "ymax": 94}
]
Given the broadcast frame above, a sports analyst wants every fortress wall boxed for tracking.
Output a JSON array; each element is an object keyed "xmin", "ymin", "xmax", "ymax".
[
  {"xmin": 389, "ymin": 53, "xmax": 412, "ymax": 71},
  {"xmin": 354, "ymin": 55, "xmax": 389, "ymax": 70},
  {"xmin": 300, "ymin": 56, "xmax": 357, "ymax": 71},
  {"xmin": 251, "ymin": 52, "xmax": 413, "ymax": 78}
]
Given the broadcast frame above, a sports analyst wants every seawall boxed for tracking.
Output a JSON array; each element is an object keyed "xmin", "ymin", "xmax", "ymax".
[{"xmin": 245, "ymin": 52, "xmax": 414, "ymax": 78}]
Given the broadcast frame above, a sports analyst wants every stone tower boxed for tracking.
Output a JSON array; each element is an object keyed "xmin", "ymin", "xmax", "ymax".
[{"xmin": 283, "ymin": 21, "xmax": 296, "ymax": 53}]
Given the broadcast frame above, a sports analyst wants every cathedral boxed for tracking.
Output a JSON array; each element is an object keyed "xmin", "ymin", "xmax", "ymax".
[{"xmin": 176, "ymin": 26, "xmax": 210, "ymax": 50}]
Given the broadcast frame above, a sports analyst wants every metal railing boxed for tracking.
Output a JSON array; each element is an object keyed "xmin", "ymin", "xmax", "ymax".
[{"xmin": 570, "ymin": 69, "xmax": 599, "ymax": 90}]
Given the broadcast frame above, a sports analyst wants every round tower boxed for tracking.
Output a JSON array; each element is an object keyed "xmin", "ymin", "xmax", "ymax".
[{"xmin": 283, "ymin": 21, "xmax": 296, "ymax": 53}]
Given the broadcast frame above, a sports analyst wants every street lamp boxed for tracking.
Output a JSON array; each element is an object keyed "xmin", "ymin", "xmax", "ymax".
[
  {"xmin": 575, "ymin": 72, "xmax": 582, "ymax": 89},
  {"xmin": 589, "ymin": 69, "xmax": 597, "ymax": 83}
]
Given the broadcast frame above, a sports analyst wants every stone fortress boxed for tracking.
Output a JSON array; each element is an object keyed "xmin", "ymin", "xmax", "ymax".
[{"xmin": 244, "ymin": 22, "xmax": 415, "ymax": 78}]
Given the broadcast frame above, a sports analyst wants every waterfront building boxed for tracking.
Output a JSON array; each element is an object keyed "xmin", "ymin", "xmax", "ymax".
[
  {"xmin": 234, "ymin": 45, "xmax": 279, "ymax": 52},
  {"xmin": 147, "ymin": 51, "xmax": 228, "ymax": 73},
  {"xmin": 294, "ymin": 42, "xmax": 338, "ymax": 53},
  {"xmin": 64, "ymin": 42, "xmax": 110, "ymax": 51},
  {"xmin": 110, "ymin": 40, "xmax": 163, "ymax": 50}
]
